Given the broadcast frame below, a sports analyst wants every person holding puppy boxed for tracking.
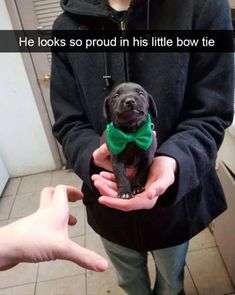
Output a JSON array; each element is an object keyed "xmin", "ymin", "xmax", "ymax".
[{"xmin": 50, "ymin": 0, "xmax": 234, "ymax": 294}]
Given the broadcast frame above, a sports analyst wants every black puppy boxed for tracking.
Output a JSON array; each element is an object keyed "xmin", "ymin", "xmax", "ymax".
[{"xmin": 102, "ymin": 82, "xmax": 157, "ymax": 199}]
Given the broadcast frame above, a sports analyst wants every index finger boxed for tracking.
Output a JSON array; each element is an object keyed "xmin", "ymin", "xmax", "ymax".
[{"xmin": 65, "ymin": 185, "xmax": 84, "ymax": 202}]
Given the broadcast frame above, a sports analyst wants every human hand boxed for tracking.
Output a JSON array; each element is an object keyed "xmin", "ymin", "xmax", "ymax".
[
  {"xmin": 92, "ymin": 156, "xmax": 177, "ymax": 211},
  {"xmin": 93, "ymin": 143, "xmax": 112, "ymax": 171},
  {"xmin": 92, "ymin": 144, "xmax": 137, "ymax": 178},
  {"xmin": 0, "ymin": 185, "xmax": 108, "ymax": 272}
]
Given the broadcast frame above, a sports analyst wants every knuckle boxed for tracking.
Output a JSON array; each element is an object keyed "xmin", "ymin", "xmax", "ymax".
[
  {"xmin": 41, "ymin": 187, "xmax": 53, "ymax": 194},
  {"xmin": 157, "ymin": 185, "xmax": 165, "ymax": 195},
  {"xmin": 93, "ymin": 149, "xmax": 98, "ymax": 159},
  {"xmin": 55, "ymin": 184, "xmax": 66, "ymax": 191}
]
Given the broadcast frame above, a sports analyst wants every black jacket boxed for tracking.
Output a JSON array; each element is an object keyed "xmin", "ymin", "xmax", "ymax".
[{"xmin": 50, "ymin": 0, "xmax": 234, "ymax": 251}]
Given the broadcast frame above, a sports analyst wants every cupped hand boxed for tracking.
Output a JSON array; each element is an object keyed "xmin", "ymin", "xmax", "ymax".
[{"xmin": 92, "ymin": 156, "xmax": 177, "ymax": 212}]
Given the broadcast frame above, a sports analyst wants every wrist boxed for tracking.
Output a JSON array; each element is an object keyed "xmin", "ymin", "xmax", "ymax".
[
  {"xmin": 167, "ymin": 157, "xmax": 177, "ymax": 174},
  {"xmin": 154, "ymin": 155, "xmax": 177, "ymax": 174}
]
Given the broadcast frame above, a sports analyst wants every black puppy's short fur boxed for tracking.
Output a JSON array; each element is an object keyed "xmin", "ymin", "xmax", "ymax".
[{"xmin": 102, "ymin": 82, "xmax": 157, "ymax": 199}]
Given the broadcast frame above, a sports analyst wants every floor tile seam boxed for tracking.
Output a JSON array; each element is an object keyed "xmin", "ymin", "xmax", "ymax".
[
  {"xmin": 216, "ymin": 249, "xmax": 235, "ymax": 292},
  {"xmin": 35, "ymin": 273, "xmax": 85, "ymax": 285},
  {"xmin": 15, "ymin": 189, "xmax": 46, "ymax": 197},
  {"xmin": 8, "ymin": 188, "xmax": 49, "ymax": 220},
  {"xmin": 185, "ymin": 263, "xmax": 199, "ymax": 295},
  {"xmin": 84, "ymin": 232, "xmax": 100, "ymax": 239},
  {"xmin": 186, "ymin": 254, "xmax": 235, "ymax": 294},
  {"xmin": 17, "ymin": 170, "xmax": 53, "ymax": 195},
  {"xmin": 16, "ymin": 177, "xmax": 23, "ymax": 195},
  {"xmin": 70, "ymin": 233, "xmax": 86, "ymax": 239},
  {"xmin": 2, "ymin": 177, "xmax": 22, "ymax": 198},
  {"xmin": 8, "ymin": 212, "xmax": 34, "ymax": 220},
  {"xmin": 34, "ymin": 263, "xmax": 40, "ymax": 295},
  {"xmin": 3, "ymin": 178, "xmax": 22, "ymax": 219},
  {"xmin": 0, "ymin": 281, "xmax": 36, "ymax": 291},
  {"xmin": 36, "ymin": 270, "xmax": 86, "ymax": 284},
  {"xmin": 7, "ymin": 193, "xmax": 18, "ymax": 220},
  {"xmin": 187, "ymin": 245, "xmax": 217, "ymax": 253},
  {"xmin": 188, "ymin": 243, "xmax": 234, "ymax": 287},
  {"xmin": 0, "ymin": 218, "xmax": 9, "ymax": 224}
]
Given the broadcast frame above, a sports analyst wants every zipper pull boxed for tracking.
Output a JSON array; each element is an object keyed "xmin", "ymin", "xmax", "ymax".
[
  {"xmin": 103, "ymin": 75, "xmax": 112, "ymax": 87},
  {"xmin": 120, "ymin": 21, "xmax": 126, "ymax": 31}
]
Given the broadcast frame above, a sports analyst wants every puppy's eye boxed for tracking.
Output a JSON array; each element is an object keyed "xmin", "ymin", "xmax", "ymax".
[
  {"xmin": 114, "ymin": 93, "xmax": 119, "ymax": 99},
  {"xmin": 139, "ymin": 91, "xmax": 144, "ymax": 97}
]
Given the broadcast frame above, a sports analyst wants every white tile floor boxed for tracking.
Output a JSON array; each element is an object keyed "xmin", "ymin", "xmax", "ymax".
[{"xmin": 0, "ymin": 169, "xmax": 234, "ymax": 295}]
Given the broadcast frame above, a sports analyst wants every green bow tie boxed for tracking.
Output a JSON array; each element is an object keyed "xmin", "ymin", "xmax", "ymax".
[{"xmin": 106, "ymin": 114, "xmax": 153, "ymax": 155}]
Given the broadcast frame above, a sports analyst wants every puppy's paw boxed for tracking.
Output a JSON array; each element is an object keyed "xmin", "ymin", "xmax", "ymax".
[
  {"xmin": 117, "ymin": 192, "xmax": 133, "ymax": 199},
  {"xmin": 132, "ymin": 186, "xmax": 145, "ymax": 195}
]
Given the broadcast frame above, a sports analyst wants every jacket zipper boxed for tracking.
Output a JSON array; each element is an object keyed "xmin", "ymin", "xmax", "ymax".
[
  {"xmin": 120, "ymin": 20, "xmax": 129, "ymax": 82},
  {"xmin": 120, "ymin": 17, "xmax": 144, "ymax": 250},
  {"xmin": 120, "ymin": 20, "xmax": 126, "ymax": 31}
]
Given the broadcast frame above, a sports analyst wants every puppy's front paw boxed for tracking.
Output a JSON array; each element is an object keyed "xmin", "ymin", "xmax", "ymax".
[
  {"xmin": 132, "ymin": 186, "xmax": 145, "ymax": 195},
  {"xmin": 117, "ymin": 191, "xmax": 133, "ymax": 199}
]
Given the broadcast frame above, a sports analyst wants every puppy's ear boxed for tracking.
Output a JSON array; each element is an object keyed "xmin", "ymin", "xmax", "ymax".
[
  {"xmin": 103, "ymin": 96, "xmax": 112, "ymax": 123},
  {"xmin": 148, "ymin": 94, "xmax": 158, "ymax": 119}
]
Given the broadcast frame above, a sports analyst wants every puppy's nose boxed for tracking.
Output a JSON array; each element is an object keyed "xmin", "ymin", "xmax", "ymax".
[{"xmin": 124, "ymin": 98, "xmax": 136, "ymax": 106}]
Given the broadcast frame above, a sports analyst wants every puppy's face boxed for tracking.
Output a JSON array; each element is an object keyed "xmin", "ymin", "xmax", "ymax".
[{"xmin": 104, "ymin": 82, "xmax": 157, "ymax": 129}]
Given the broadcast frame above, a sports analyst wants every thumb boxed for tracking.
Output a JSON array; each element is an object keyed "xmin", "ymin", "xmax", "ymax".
[
  {"xmin": 146, "ymin": 176, "xmax": 174, "ymax": 200},
  {"xmin": 93, "ymin": 144, "xmax": 112, "ymax": 171},
  {"xmin": 93, "ymin": 144, "xmax": 110, "ymax": 161},
  {"xmin": 60, "ymin": 239, "xmax": 108, "ymax": 272}
]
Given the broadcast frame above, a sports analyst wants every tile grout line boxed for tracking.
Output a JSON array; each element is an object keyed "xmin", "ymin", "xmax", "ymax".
[
  {"xmin": 7, "ymin": 176, "xmax": 23, "ymax": 219},
  {"xmin": 7, "ymin": 171, "xmax": 54, "ymax": 221},
  {"xmin": 0, "ymin": 282, "xmax": 35, "ymax": 291},
  {"xmin": 188, "ymin": 245, "xmax": 218, "ymax": 253},
  {"xmin": 185, "ymin": 263, "xmax": 200, "ymax": 295},
  {"xmin": 216, "ymin": 248, "xmax": 235, "ymax": 293},
  {"xmin": 35, "ymin": 273, "xmax": 85, "ymax": 285},
  {"xmin": 34, "ymin": 263, "xmax": 40, "ymax": 295},
  {"xmin": 189, "ymin": 244, "xmax": 235, "ymax": 293},
  {"xmin": 16, "ymin": 177, "xmax": 23, "ymax": 195}
]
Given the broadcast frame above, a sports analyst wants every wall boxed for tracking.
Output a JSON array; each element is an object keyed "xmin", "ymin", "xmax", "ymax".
[
  {"xmin": 230, "ymin": 0, "xmax": 235, "ymax": 8},
  {"xmin": 0, "ymin": 0, "xmax": 56, "ymax": 177}
]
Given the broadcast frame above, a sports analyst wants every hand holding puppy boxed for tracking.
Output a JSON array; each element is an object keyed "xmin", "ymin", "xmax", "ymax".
[
  {"xmin": 92, "ymin": 156, "xmax": 177, "ymax": 211},
  {"xmin": 93, "ymin": 143, "xmax": 137, "ymax": 179}
]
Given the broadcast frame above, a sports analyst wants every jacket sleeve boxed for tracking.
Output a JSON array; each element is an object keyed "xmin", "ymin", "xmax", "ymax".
[
  {"xmin": 157, "ymin": 0, "xmax": 234, "ymax": 206},
  {"xmin": 50, "ymin": 49, "xmax": 101, "ymax": 187}
]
